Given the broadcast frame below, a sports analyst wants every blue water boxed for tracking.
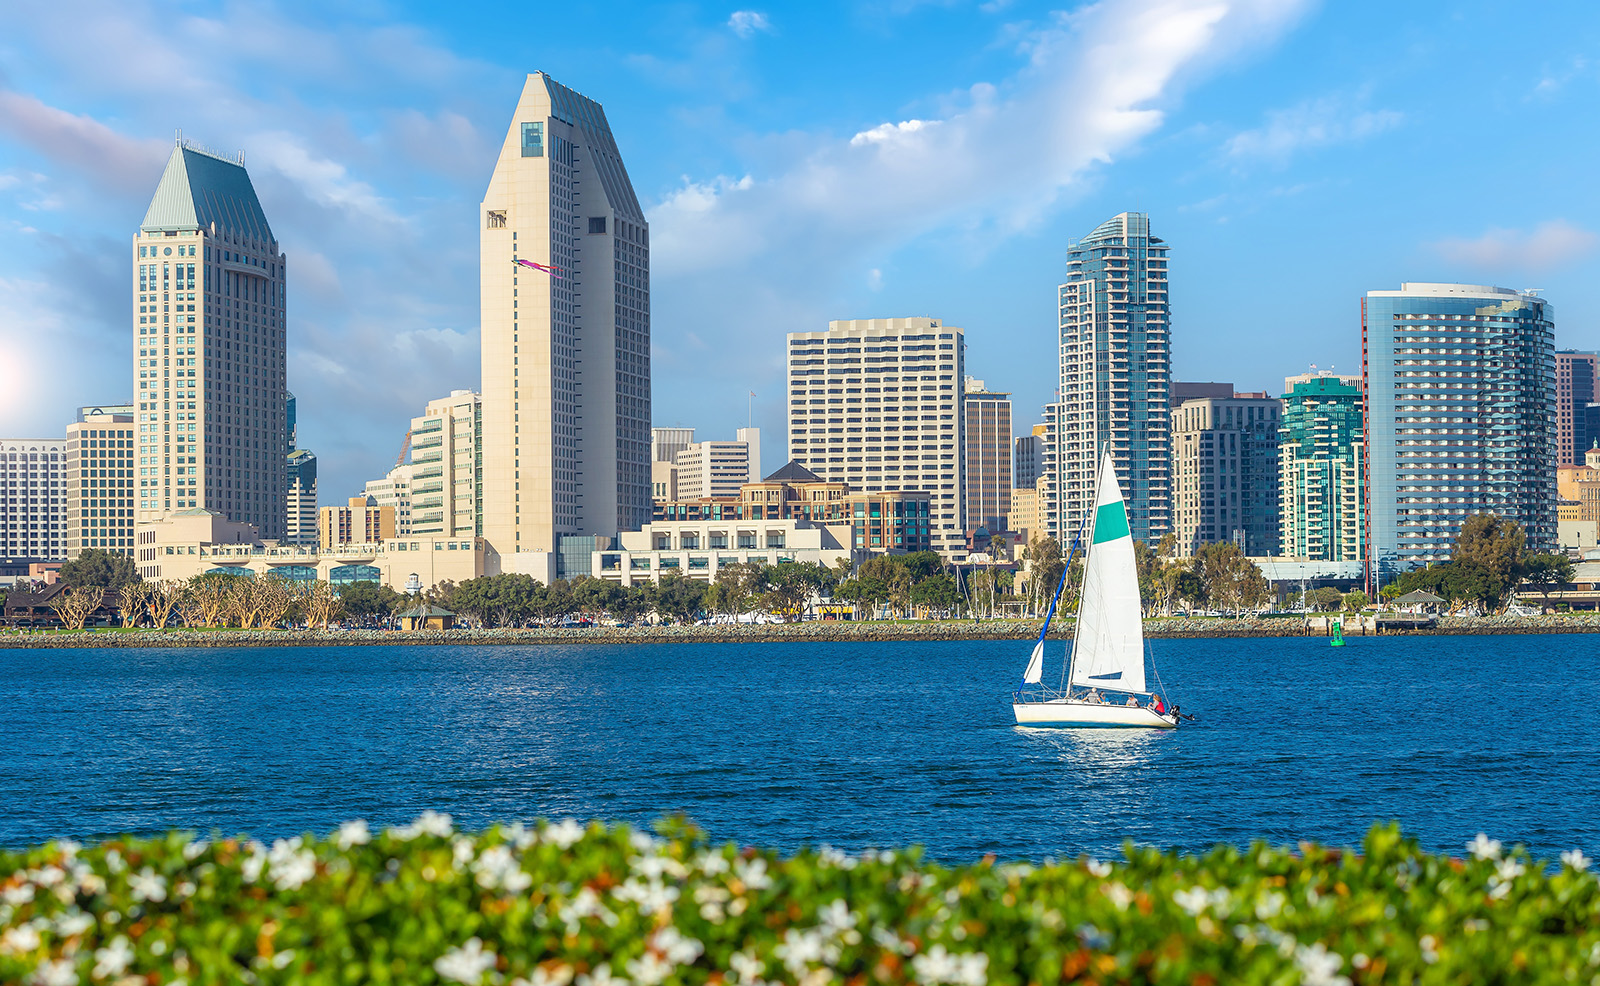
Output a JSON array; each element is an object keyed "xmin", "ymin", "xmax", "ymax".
[{"xmin": 1, "ymin": 635, "xmax": 1596, "ymax": 861}]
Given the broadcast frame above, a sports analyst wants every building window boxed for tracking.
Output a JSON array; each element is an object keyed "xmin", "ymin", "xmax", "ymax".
[
  {"xmin": 486, "ymin": 210, "xmax": 507, "ymax": 229},
  {"xmin": 589, "ymin": 217, "xmax": 607, "ymax": 234},
  {"xmin": 520, "ymin": 122, "xmax": 544, "ymax": 157}
]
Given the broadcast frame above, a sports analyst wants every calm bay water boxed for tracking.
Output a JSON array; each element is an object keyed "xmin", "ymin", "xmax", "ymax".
[{"xmin": 1, "ymin": 634, "xmax": 1596, "ymax": 861}]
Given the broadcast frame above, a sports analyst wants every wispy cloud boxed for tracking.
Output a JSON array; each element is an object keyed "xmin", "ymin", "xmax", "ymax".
[
  {"xmin": 0, "ymin": 90, "xmax": 168, "ymax": 193},
  {"xmin": 728, "ymin": 10, "xmax": 773, "ymax": 39},
  {"xmin": 1432, "ymin": 220, "xmax": 1599, "ymax": 273},
  {"xmin": 1225, "ymin": 92, "xmax": 1402, "ymax": 164}
]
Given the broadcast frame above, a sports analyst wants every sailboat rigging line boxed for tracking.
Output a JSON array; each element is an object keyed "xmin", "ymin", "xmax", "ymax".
[{"xmin": 1052, "ymin": 510, "xmax": 1092, "ymax": 694}]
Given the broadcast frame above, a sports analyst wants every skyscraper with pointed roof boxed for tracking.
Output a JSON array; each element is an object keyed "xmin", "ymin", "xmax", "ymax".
[
  {"xmin": 132, "ymin": 138, "xmax": 287, "ymax": 562},
  {"xmin": 479, "ymin": 73, "xmax": 652, "ymax": 565}
]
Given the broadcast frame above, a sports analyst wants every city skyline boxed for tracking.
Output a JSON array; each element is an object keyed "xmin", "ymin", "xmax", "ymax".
[{"xmin": 2, "ymin": 2, "xmax": 1597, "ymax": 504}]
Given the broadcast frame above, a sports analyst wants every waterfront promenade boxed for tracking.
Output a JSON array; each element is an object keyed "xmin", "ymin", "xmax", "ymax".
[{"xmin": 2, "ymin": 612, "xmax": 1598, "ymax": 646}]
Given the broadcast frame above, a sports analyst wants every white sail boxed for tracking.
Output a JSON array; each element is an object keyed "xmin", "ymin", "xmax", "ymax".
[
  {"xmin": 1022, "ymin": 640, "xmax": 1044, "ymax": 684},
  {"xmin": 1068, "ymin": 453, "xmax": 1146, "ymax": 694}
]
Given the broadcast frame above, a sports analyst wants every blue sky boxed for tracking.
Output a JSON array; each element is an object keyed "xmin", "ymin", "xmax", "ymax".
[{"xmin": 2, "ymin": 0, "xmax": 1597, "ymax": 504}]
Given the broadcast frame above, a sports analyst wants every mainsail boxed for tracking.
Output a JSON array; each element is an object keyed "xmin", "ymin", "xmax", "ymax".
[{"xmin": 1068, "ymin": 453, "xmax": 1147, "ymax": 694}]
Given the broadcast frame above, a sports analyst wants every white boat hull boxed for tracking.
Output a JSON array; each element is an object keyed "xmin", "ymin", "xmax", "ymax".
[{"xmin": 1013, "ymin": 698, "xmax": 1177, "ymax": 729}]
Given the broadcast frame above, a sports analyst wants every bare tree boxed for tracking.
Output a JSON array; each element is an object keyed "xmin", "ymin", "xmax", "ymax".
[
  {"xmin": 255, "ymin": 578, "xmax": 294, "ymax": 628},
  {"xmin": 187, "ymin": 577, "xmax": 231, "ymax": 627},
  {"xmin": 53, "ymin": 586, "xmax": 104, "ymax": 631},
  {"xmin": 303, "ymin": 580, "xmax": 341, "ymax": 630},
  {"xmin": 146, "ymin": 581, "xmax": 183, "ymax": 629},
  {"xmin": 117, "ymin": 583, "xmax": 149, "ymax": 628}
]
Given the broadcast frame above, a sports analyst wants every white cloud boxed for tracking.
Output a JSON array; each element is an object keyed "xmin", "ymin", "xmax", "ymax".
[
  {"xmin": 1433, "ymin": 220, "xmax": 1599, "ymax": 272},
  {"xmin": 1224, "ymin": 92, "xmax": 1401, "ymax": 163},
  {"xmin": 0, "ymin": 90, "xmax": 168, "ymax": 192},
  {"xmin": 249, "ymin": 132, "xmax": 400, "ymax": 225},
  {"xmin": 728, "ymin": 11, "xmax": 773, "ymax": 39},
  {"xmin": 849, "ymin": 119, "xmax": 938, "ymax": 146}
]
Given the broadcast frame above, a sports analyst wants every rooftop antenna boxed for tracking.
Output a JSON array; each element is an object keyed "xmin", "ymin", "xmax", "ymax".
[{"xmin": 748, "ymin": 390, "xmax": 755, "ymax": 430}]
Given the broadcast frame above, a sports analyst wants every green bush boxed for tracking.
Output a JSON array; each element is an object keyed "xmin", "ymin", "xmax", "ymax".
[{"xmin": 2, "ymin": 818, "xmax": 1597, "ymax": 984}]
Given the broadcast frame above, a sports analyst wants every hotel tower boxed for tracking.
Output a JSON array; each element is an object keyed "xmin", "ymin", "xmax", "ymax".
[
  {"xmin": 133, "ymin": 139, "xmax": 287, "ymax": 540},
  {"xmin": 480, "ymin": 73, "xmax": 652, "ymax": 559}
]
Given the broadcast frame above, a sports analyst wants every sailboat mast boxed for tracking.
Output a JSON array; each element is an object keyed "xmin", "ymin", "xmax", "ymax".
[{"xmin": 1062, "ymin": 458, "xmax": 1104, "ymax": 691}]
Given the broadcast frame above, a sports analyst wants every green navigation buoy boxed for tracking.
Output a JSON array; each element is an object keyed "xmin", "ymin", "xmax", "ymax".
[{"xmin": 1330, "ymin": 617, "xmax": 1345, "ymax": 647}]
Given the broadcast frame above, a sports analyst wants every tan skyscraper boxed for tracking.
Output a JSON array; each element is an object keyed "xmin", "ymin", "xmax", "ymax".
[
  {"xmin": 962, "ymin": 378, "xmax": 1013, "ymax": 532},
  {"xmin": 133, "ymin": 139, "xmax": 287, "ymax": 540},
  {"xmin": 479, "ymin": 73, "xmax": 651, "ymax": 560}
]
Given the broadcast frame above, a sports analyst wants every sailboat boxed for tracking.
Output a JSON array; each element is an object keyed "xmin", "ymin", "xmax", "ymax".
[{"xmin": 1012, "ymin": 452, "xmax": 1179, "ymax": 729}]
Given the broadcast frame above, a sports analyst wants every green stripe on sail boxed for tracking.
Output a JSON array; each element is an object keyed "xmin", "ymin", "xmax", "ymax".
[{"xmin": 1091, "ymin": 499, "xmax": 1130, "ymax": 544}]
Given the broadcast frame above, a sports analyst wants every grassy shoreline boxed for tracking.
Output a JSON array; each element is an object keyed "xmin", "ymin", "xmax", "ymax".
[{"xmin": 2, "ymin": 613, "xmax": 1599, "ymax": 647}]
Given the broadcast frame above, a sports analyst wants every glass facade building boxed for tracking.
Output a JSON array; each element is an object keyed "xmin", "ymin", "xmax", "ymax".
[
  {"xmin": 1555, "ymin": 350, "xmax": 1598, "ymax": 466},
  {"xmin": 1278, "ymin": 373, "xmax": 1364, "ymax": 562},
  {"xmin": 1048, "ymin": 212, "xmax": 1171, "ymax": 544},
  {"xmin": 1362, "ymin": 283, "xmax": 1556, "ymax": 589},
  {"xmin": 1171, "ymin": 390, "xmax": 1282, "ymax": 557}
]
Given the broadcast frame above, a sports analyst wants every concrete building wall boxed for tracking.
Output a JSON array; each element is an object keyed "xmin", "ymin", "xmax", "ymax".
[
  {"xmin": 133, "ymin": 140, "xmax": 287, "ymax": 540},
  {"xmin": 410, "ymin": 391, "xmax": 481, "ymax": 539},
  {"xmin": 363, "ymin": 463, "xmax": 415, "ymax": 537},
  {"xmin": 595, "ymin": 518, "xmax": 850, "ymax": 586},
  {"xmin": 1, "ymin": 440, "xmax": 67, "ymax": 564},
  {"xmin": 1171, "ymin": 392, "xmax": 1282, "ymax": 556},
  {"xmin": 675, "ymin": 441, "xmax": 752, "ymax": 500},
  {"xmin": 651, "ymin": 427, "xmax": 694, "ymax": 463},
  {"xmin": 787, "ymin": 316, "xmax": 966, "ymax": 559},
  {"xmin": 66, "ymin": 413, "xmax": 136, "ymax": 558},
  {"xmin": 963, "ymin": 378, "xmax": 1012, "ymax": 531},
  {"xmin": 480, "ymin": 73, "xmax": 650, "ymax": 558}
]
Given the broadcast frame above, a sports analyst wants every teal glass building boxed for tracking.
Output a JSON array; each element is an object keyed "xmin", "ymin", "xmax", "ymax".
[
  {"xmin": 1362, "ymin": 283, "xmax": 1556, "ymax": 589},
  {"xmin": 1279, "ymin": 373, "xmax": 1363, "ymax": 562}
]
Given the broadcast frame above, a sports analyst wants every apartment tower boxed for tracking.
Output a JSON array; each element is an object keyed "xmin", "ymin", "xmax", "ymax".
[
  {"xmin": 786, "ymin": 317, "xmax": 964, "ymax": 557},
  {"xmin": 134, "ymin": 139, "xmax": 287, "ymax": 539},
  {"xmin": 1363, "ymin": 283, "xmax": 1557, "ymax": 588},
  {"xmin": 1556, "ymin": 351, "xmax": 1599, "ymax": 466},
  {"xmin": 67, "ymin": 407, "xmax": 136, "ymax": 558},
  {"xmin": 1279, "ymin": 373, "xmax": 1364, "ymax": 562},
  {"xmin": 409, "ymin": 391, "xmax": 482, "ymax": 539},
  {"xmin": 1, "ymin": 439, "xmax": 67, "ymax": 564},
  {"xmin": 480, "ymin": 73, "xmax": 651, "ymax": 558},
  {"xmin": 962, "ymin": 378, "xmax": 1013, "ymax": 531},
  {"xmin": 1170, "ymin": 388, "xmax": 1282, "ymax": 556},
  {"xmin": 1048, "ymin": 212, "xmax": 1171, "ymax": 544}
]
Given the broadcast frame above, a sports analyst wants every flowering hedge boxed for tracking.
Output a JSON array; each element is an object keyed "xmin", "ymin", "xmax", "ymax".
[{"xmin": 2, "ymin": 817, "xmax": 1598, "ymax": 986}]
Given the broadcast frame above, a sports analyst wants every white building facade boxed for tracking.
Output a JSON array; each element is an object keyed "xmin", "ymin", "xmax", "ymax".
[
  {"xmin": 409, "ymin": 391, "xmax": 480, "ymax": 540},
  {"xmin": 364, "ymin": 463, "xmax": 416, "ymax": 537},
  {"xmin": 593, "ymin": 517, "xmax": 850, "ymax": 587},
  {"xmin": 66, "ymin": 410, "xmax": 136, "ymax": 558},
  {"xmin": 787, "ymin": 317, "xmax": 966, "ymax": 558},
  {"xmin": 1, "ymin": 440, "xmax": 67, "ymax": 564}
]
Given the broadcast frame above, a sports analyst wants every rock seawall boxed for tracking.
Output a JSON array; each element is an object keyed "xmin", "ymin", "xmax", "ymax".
[{"xmin": 3, "ymin": 613, "xmax": 1598, "ymax": 647}]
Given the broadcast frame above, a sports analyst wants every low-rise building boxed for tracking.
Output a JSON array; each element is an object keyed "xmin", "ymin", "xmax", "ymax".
[
  {"xmin": 594, "ymin": 517, "xmax": 850, "ymax": 586},
  {"xmin": 363, "ymin": 463, "xmax": 415, "ymax": 536},
  {"xmin": 653, "ymin": 461, "xmax": 932, "ymax": 556},
  {"xmin": 135, "ymin": 507, "xmax": 483, "ymax": 591},
  {"xmin": 319, "ymin": 496, "xmax": 396, "ymax": 551}
]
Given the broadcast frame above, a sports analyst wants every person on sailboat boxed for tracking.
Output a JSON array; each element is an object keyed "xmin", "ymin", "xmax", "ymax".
[{"xmin": 1151, "ymin": 694, "xmax": 1166, "ymax": 715}]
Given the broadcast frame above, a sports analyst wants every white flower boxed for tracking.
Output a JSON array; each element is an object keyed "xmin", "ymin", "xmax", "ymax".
[
  {"xmin": 3, "ymin": 883, "xmax": 36, "ymax": 906},
  {"xmin": 453, "ymin": 838, "xmax": 478, "ymax": 869},
  {"xmin": 2, "ymin": 924, "xmax": 42, "ymax": 954},
  {"xmin": 1294, "ymin": 942, "xmax": 1351, "ymax": 986},
  {"xmin": 128, "ymin": 867, "xmax": 167, "ymax": 903},
  {"xmin": 31, "ymin": 866, "xmax": 65, "ymax": 888},
  {"xmin": 53, "ymin": 910, "xmax": 93, "ymax": 937},
  {"xmin": 611, "ymin": 876, "xmax": 679, "ymax": 915},
  {"xmin": 1495, "ymin": 858, "xmax": 1525, "ymax": 882},
  {"xmin": 241, "ymin": 842, "xmax": 268, "ymax": 883},
  {"xmin": 93, "ymin": 936, "xmax": 135, "ymax": 979},
  {"xmin": 560, "ymin": 887, "xmax": 618, "ymax": 929},
  {"xmin": 728, "ymin": 950, "xmax": 765, "ymax": 984},
  {"xmin": 545, "ymin": 819, "xmax": 586, "ymax": 850},
  {"xmin": 515, "ymin": 963, "xmax": 574, "ymax": 986},
  {"xmin": 53, "ymin": 840, "xmax": 82, "ymax": 859},
  {"xmin": 575, "ymin": 963, "xmax": 629, "ymax": 986},
  {"xmin": 734, "ymin": 858, "xmax": 772, "ymax": 891},
  {"xmin": 473, "ymin": 846, "xmax": 533, "ymax": 894},
  {"xmin": 1255, "ymin": 890, "xmax": 1286, "ymax": 920},
  {"xmin": 181, "ymin": 840, "xmax": 209, "ymax": 861},
  {"xmin": 652, "ymin": 926, "xmax": 704, "ymax": 966},
  {"xmin": 1085, "ymin": 859, "xmax": 1111, "ymax": 878},
  {"xmin": 1468, "ymin": 833, "xmax": 1502, "ymax": 860},
  {"xmin": 1172, "ymin": 886, "xmax": 1208, "ymax": 916},
  {"xmin": 817, "ymin": 898, "xmax": 855, "ymax": 937},
  {"xmin": 1102, "ymin": 882, "xmax": 1134, "ymax": 911},
  {"xmin": 629, "ymin": 831, "xmax": 660, "ymax": 853},
  {"xmin": 27, "ymin": 958, "xmax": 78, "ymax": 986},
  {"xmin": 395, "ymin": 810, "xmax": 455, "ymax": 840},
  {"xmin": 503, "ymin": 823, "xmax": 538, "ymax": 851},
  {"xmin": 911, "ymin": 945, "xmax": 989, "ymax": 986},
  {"xmin": 1563, "ymin": 849, "xmax": 1592, "ymax": 871},
  {"xmin": 267, "ymin": 838, "xmax": 317, "ymax": 891},
  {"xmin": 335, "ymin": 820, "xmax": 371, "ymax": 851},
  {"xmin": 632, "ymin": 854, "xmax": 687, "ymax": 882},
  {"xmin": 625, "ymin": 953, "xmax": 672, "ymax": 986},
  {"xmin": 774, "ymin": 928, "xmax": 828, "ymax": 976},
  {"xmin": 434, "ymin": 937, "xmax": 497, "ymax": 985},
  {"xmin": 1419, "ymin": 934, "xmax": 1440, "ymax": 964}
]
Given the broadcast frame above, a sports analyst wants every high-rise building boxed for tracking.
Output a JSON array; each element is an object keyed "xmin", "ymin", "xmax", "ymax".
[
  {"xmin": 2, "ymin": 439, "xmax": 67, "ymax": 564},
  {"xmin": 1014, "ymin": 423, "xmax": 1046, "ymax": 492},
  {"xmin": 66, "ymin": 409, "xmax": 136, "ymax": 558},
  {"xmin": 1050, "ymin": 212, "xmax": 1171, "ymax": 544},
  {"xmin": 1170, "ymin": 387, "xmax": 1282, "ymax": 556},
  {"xmin": 1279, "ymin": 373, "xmax": 1364, "ymax": 562},
  {"xmin": 675, "ymin": 441, "xmax": 753, "ymax": 500},
  {"xmin": 787, "ymin": 316, "xmax": 965, "ymax": 557},
  {"xmin": 1363, "ymin": 283, "xmax": 1556, "ymax": 587},
  {"xmin": 363, "ymin": 464, "xmax": 415, "ymax": 537},
  {"xmin": 736, "ymin": 426, "xmax": 762, "ymax": 485},
  {"xmin": 651, "ymin": 427, "xmax": 695, "ymax": 464},
  {"xmin": 962, "ymin": 377, "xmax": 1013, "ymax": 531},
  {"xmin": 480, "ymin": 72, "xmax": 651, "ymax": 557},
  {"xmin": 133, "ymin": 138, "xmax": 287, "ymax": 540},
  {"xmin": 285, "ymin": 449, "xmax": 318, "ymax": 546},
  {"xmin": 409, "ymin": 391, "xmax": 482, "ymax": 540},
  {"xmin": 1555, "ymin": 351, "xmax": 1599, "ymax": 466},
  {"xmin": 318, "ymin": 495, "xmax": 395, "ymax": 551}
]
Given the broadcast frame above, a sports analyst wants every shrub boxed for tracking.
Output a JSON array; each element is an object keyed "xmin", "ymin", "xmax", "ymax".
[{"xmin": 1, "ymin": 819, "xmax": 1596, "ymax": 984}]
